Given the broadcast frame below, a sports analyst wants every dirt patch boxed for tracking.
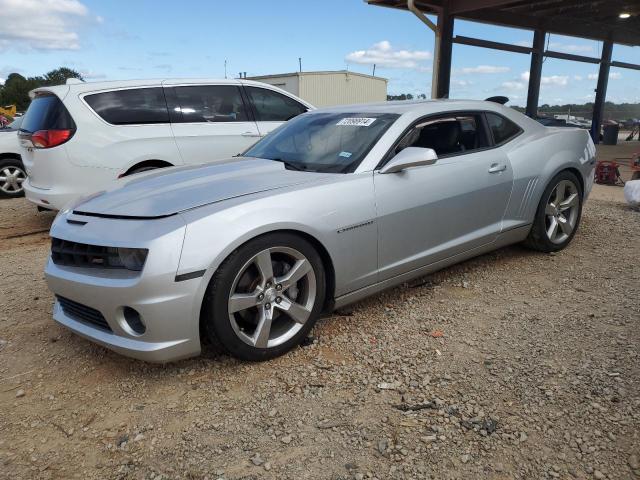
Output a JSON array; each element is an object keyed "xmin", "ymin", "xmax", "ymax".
[{"xmin": 0, "ymin": 196, "xmax": 638, "ymax": 480}]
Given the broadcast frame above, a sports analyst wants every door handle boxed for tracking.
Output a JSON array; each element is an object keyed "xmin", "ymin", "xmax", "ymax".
[
  {"xmin": 241, "ymin": 131, "xmax": 261, "ymax": 137},
  {"xmin": 488, "ymin": 163, "xmax": 507, "ymax": 173}
]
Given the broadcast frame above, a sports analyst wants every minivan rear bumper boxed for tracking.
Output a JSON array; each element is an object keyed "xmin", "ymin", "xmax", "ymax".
[{"xmin": 24, "ymin": 170, "xmax": 117, "ymax": 211}]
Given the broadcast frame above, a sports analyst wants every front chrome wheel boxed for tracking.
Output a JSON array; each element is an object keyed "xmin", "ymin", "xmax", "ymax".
[
  {"xmin": 544, "ymin": 179, "xmax": 579, "ymax": 244},
  {"xmin": 0, "ymin": 165, "xmax": 26, "ymax": 195},
  {"xmin": 228, "ymin": 246, "xmax": 316, "ymax": 349}
]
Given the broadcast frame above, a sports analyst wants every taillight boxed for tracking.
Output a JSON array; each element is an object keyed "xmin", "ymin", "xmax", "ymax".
[{"xmin": 31, "ymin": 129, "xmax": 74, "ymax": 149}]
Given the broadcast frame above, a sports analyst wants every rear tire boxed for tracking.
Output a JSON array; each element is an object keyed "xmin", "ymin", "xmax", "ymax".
[
  {"xmin": 202, "ymin": 233, "xmax": 326, "ymax": 361},
  {"xmin": 524, "ymin": 170, "xmax": 583, "ymax": 252},
  {"xmin": 0, "ymin": 158, "xmax": 26, "ymax": 198}
]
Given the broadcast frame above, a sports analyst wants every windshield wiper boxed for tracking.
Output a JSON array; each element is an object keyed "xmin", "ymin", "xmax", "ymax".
[{"xmin": 267, "ymin": 158, "xmax": 307, "ymax": 171}]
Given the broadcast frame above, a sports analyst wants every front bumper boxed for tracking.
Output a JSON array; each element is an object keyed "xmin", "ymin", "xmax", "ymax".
[{"xmin": 45, "ymin": 212, "xmax": 204, "ymax": 363}]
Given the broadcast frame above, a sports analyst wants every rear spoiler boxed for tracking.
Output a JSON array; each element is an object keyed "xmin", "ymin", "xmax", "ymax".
[{"xmin": 484, "ymin": 96, "xmax": 509, "ymax": 105}]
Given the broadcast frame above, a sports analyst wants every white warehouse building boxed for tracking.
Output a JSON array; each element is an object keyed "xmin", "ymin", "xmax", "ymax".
[{"xmin": 248, "ymin": 70, "xmax": 388, "ymax": 107}]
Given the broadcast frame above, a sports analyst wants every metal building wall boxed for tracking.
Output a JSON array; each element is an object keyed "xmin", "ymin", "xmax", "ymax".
[
  {"xmin": 250, "ymin": 75, "xmax": 300, "ymax": 96},
  {"xmin": 299, "ymin": 72, "xmax": 387, "ymax": 107}
]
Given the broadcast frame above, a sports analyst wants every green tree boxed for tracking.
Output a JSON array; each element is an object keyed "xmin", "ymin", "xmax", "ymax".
[
  {"xmin": 42, "ymin": 67, "xmax": 83, "ymax": 86},
  {"xmin": 0, "ymin": 67, "xmax": 83, "ymax": 112}
]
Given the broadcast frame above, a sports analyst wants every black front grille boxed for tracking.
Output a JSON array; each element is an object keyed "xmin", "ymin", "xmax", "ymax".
[
  {"xmin": 51, "ymin": 238, "xmax": 122, "ymax": 269},
  {"xmin": 56, "ymin": 296, "xmax": 112, "ymax": 332}
]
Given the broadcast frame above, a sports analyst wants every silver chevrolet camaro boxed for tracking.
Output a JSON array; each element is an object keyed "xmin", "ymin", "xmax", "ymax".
[{"xmin": 45, "ymin": 100, "xmax": 596, "ymax": 362}]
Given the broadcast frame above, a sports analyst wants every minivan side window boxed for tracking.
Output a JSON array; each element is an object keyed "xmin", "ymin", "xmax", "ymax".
[
  {"xmin": 486, "ymin": 112, "xmax": 521, "ymax": 145},
  {"xmin": 246, "ymin": 87, "xmax": 307, "ymax": 122},
  {"xmin": 173, "ymin": 85, "xmax": 248, "ymax": 123},
  {"xmin": 85, "ymin": 88, "xmax": 169, "ymax": 125}
]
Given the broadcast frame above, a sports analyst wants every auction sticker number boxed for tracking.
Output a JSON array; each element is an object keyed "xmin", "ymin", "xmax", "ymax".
[{"xmin": 336, "ymin": 118, "xmax": 377, "ymax": 127}]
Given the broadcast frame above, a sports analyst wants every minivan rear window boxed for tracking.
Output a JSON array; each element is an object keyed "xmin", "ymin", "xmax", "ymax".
[
  {"xmin": 20, "ymin": 94, "xmax": 75, "ymax": 133},
  {"xmin": 84, "ymin": 88, "xmax": 169, "ymax": 125}
]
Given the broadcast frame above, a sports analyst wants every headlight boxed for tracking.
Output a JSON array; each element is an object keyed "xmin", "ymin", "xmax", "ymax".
[
  {"xmin": 117, "ymin": 248, "xmax": 148, "ymax": 271},
  {"xmin": 105, "ymin": 247, "xmax": 149, "ymax": 271}
]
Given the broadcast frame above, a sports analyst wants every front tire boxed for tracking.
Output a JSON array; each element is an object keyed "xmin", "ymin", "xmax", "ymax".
[
  {"xmin": 0, "ymin": 158, "xmax": 26, "ymax": 198},
  {"xmin": 202, "ymin": 233, "xmax": 326, "ymax": 361},
  {"xmin": 525, "ymin": 171, "xmax": 583, "ymax": 252}
]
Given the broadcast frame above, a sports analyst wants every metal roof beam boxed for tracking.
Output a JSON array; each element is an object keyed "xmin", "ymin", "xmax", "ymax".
[
  {"xmin": 448, "ymin": 0, "xmax": 519, "ymax": 14},
  {"xmin": 453, "ymin": 35, "xmax": 533, "ymax": 54},
  {"xmin": 543, "ymin": 50, "xmax": 601, "ymax": 64}
]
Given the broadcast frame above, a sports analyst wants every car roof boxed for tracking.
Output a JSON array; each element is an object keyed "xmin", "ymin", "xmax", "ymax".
[
  {"xmin": 28, "ymin": 78, "xmax": 304, "ymax": 98},
  {"xmin": 312, "ymin": 98, "xmax": 513, "ymax": 116}
]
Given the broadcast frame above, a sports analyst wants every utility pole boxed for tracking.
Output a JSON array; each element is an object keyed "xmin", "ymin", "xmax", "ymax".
[
  {"xmin": 299, "ymin": 57, "xmax": 302, "ymax": 73},
  {"xmin": 224, "ymin": 59, "xmax": 227, "ymax": 79},
  {"xmin": 372, "ymin": 64, "xmax": 376, "ymax": 76}
]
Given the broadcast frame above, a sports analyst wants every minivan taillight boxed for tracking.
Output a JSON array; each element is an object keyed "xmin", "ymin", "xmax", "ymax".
[{"xmin": 31, "ymin": 129, "xmax": 74, "ymax": 149}]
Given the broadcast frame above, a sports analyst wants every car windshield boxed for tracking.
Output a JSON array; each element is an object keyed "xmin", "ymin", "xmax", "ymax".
[{"xmin": 243, "ymin": 112, "xmax": 399, "ymax": 173}]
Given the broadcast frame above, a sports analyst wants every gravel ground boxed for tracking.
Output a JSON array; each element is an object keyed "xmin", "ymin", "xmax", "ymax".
[{"xmin": 0, "ymin": 192, "xmax": 638, "ymax": 480}]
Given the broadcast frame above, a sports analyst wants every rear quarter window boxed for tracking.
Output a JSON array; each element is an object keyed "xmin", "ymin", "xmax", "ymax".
[
  {"xmin": 486, "ymin": 112, "xmax": 522, "ymax": 145},
  {"xmin": 21, "ymin": 94, "xmax": 75, "ymax": 132},
  {"xmin": 84, "ymin": 88, "xmax": 169, "ymax": 125},
  {"xmin": 246, "ymin": 87, "xmax": 308, "ymax": 122}
]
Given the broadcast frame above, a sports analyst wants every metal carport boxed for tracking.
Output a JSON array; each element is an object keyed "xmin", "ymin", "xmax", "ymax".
[{"xmin": 367, "ymin": 0, "xmax": 640, "ymax": 143}]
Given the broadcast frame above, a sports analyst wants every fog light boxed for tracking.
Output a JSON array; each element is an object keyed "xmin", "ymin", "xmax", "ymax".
[{"xmin": 123, "ymin": 307, "xmax": 146, "ymax": 335}]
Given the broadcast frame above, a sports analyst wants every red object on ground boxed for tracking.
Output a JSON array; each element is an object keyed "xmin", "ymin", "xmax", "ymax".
[{"xmin": 595, "ymin": 160, "xmax": 622, "ymax": 185}]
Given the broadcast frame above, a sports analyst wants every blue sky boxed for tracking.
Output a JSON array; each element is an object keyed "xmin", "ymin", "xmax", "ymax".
[{"xmin": 1, "ymin": 0, "xmax": 638, "ymax": 107}]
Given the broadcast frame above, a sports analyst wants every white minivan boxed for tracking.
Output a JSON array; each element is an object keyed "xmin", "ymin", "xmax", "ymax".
[{"xmin": 19, "ymin": 78, "xmax": 313, "ymax": 210}]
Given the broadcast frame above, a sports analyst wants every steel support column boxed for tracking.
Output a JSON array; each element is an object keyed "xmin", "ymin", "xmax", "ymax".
[
  {"xmin": 590, "ymin": 40, "xmax": 613, "ymax": 143},
  {"xmin": 434, "ymin": 6, "xmax": 454, "ymax": 99},
  {"xmin": 525, "ymin": 29, "xmax": 545, "ymax": 118}
]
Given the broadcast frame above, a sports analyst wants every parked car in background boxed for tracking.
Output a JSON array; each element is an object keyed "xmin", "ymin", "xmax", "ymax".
[
  {"xmin": 0, "ymin": 117, "xmax": 26, "ymax": 198},
  {"xmin": 18, "ymin": 78, "xmax": 313, "ymax": 210},
  {"xmin": 45, "ymin": 100, "xmax": 595, "ymax": 362}
]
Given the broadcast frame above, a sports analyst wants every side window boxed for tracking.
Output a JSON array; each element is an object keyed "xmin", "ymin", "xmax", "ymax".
[
  {"xmin": 84, "ymin": 88, "xmax": 169, "ymax": 125},
  {"xmin": 246, "ymin": 87, "xmax": 307, "ymax": 122},
  {"xmin": 486, "ymin": 112, "xmax": 521, "ymax": 145},
  {"xmin": 173, "ymin": 85, "xmax": 248, "ymax": 123},
  {"xmin": 395, "ymin": 113, "xmax": 490, "ymax": 157}
]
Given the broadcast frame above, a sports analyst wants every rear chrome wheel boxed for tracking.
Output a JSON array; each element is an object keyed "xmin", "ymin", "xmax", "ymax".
[
  {"xmin": 0, "ymin": 160, "xmax": 26, "ymax": 197},
  {"xmin": 228, "ymin": 247, "xmax": 316, "ymax": 349},
  {"xmin": 525, "ymin": 171, "xmax": 583, "ymax": 253},
  {"xmin": 544, "ymin": 180, "xmax": 580, "ymax": 244},
  {"xmin": 203, "ymin": 233, "xmax": 325, "ymax": 361}
]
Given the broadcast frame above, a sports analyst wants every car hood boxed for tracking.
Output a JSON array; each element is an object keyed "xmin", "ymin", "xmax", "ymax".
[{"xmin": 73, "ymin": 158, "xmax": 332, "ymax": 218}]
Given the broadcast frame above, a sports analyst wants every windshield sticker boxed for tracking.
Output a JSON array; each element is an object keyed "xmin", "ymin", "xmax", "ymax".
[
  {"xmin": 339, "ymin": 151, "xmax": 352, "ymax": 158},
  {"xmin": 336, "ymin": 117, "xmax": 377, "ymax": 127}
]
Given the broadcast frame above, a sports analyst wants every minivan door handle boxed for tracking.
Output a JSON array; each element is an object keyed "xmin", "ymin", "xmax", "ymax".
[
  {"xmin": 488, "ymin": 163, "xmax": 507, "ymax": 173},
  {"xmin": 241, "ymin": 131, "xmax": 261, "ymax": 137}
]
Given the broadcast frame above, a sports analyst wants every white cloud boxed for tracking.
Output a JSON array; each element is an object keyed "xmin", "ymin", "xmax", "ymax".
[
  {"xmin": 0, "ymin": 0, "xmax": 95, "ymax": 51},
  {"xmin": 574, "ymin": 75, "xmax": 583, "ymax": 81},
  {"xmin": 451, "ymin": 79, "xmax": 472, "ymax": 87},
  {"xmin": 520, "ymin": 71, "xmax": 569, "ymax": 86},
  {"xmin": 548, "ymin": 42, "xmax": 594, "ymax": 54},
  {"xmin": 345, "ymin": 40, "xmax": 432, "ymax": 69},
  {"xmin": 80, "ymin": 70, "xmax": 106, "ymax": 80},
  {"xmin": 587, "ymin": 72, "xmax": 622, "ymax": 80},
  {"xmin": 501, "ymin": 81, "xmax": 526, "ymax": 91},
  {"xmin": 457, "ymin": 65, "xmax": 510, "ymax": 74}
]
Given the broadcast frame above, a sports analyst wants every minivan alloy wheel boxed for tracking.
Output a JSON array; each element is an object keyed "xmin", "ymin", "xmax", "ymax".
[
  {"xmin": 545, "ymin": 179, "xmax": 579, "ymax": 244},
  {"xmin": 228, "ymin": 246, "xmax": 316, "ymax": 349},
  {"xmin": 0, "ymin": 165, "xmax": 26, "ymax": 195}
]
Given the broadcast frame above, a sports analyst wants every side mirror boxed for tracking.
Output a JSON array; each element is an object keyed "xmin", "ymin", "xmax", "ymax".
[{"xmin": 379, "ymin": 147, "xmax": 438, "ymax": 174}]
